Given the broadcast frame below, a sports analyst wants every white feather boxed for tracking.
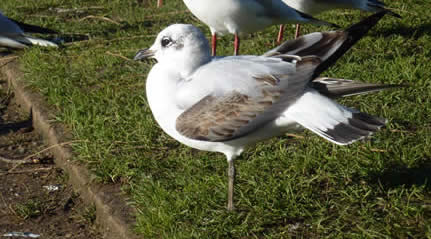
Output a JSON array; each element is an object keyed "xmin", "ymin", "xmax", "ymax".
[
  {"xmin": 16, "ymin": 35, "xmax": 58, "ymax": 47},
  {"xmin": 0, "ymin": 36, "xmax": 27, "ymax": 48},
  {"xmin": 282, "ymin": 0, "xmax": 384, "ymax": 15},
  {"xmin": 283, "ymin": 89, "xmax": 353, "ymax": 145},
  {"xmin": 182, "ymin": 0, "xmax": 329, "ymax": 36}
]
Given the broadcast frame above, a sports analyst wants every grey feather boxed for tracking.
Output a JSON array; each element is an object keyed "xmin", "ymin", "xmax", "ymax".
[
  {"xmin": 311, "ymin": 77, "xmax": 404, "ymax": 98},
  {"xmin": 323, "ymin": 111, "xmax": 386, "ymax": 144}
]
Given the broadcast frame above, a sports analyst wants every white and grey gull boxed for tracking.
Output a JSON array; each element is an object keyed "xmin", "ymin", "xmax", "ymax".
[
  {"xmin": 182, "ymin": 0, "xmax": 338, "ymax": 56},
  {"xmin": 279, "ymin": 0, "xmax": 401, "ymax": 40},
  {"xmin": 134, "ymin": 11, "xmax": 398, "ymax": 210}
]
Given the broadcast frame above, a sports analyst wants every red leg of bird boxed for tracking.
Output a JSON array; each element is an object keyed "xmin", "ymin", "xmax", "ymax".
[
  {"xmin": 211, "ymin": 33, "xmax": 217, "ymax": 56},
  {"xmin": 277, "ymin": 25, "xmax": 285, "ymax": 44},
  {"xmin": 157, "ymin": 0, "xmax": 162, "ymax": 7},
  {"xmin": 234, "ymin": 34, "xmax": 240, "ymax": 56},
  {"xmin": 295, "ymin": 24, "xmax": 301, "ymax": 39}
]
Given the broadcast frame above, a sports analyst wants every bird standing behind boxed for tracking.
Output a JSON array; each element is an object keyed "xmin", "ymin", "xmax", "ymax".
[
  {"xmin": 278, "ymin": 0, "xmax": 400, "ymax": 41},
  {"xmin": 182, "ymin": 0, "xmax": 337, "ymax": 56}
]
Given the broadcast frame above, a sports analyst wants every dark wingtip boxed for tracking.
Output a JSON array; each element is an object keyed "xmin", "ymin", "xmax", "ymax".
[
  {"xmin": 344, "ymin": 10, "xmax": 389, "ymax": 36},
  {"xmin": 324, "ymin": 111, "xmax": 386, "ymax": 145},
  {"xmin": 311, "ymin": 78, "xmax": 406, "ymax": 98},
  {"xmin": 313, "ymin": 10, "xmax": 389, "ymax": 78}
]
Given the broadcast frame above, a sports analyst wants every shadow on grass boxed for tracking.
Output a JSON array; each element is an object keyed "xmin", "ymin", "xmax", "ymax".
[
  {"xmin": 368, "ymin": 160, "xmax": 431, "ymax": 190},
  {"xmin": 372, "ymin": 22, "xmax": 431, "ymax": 39},
  {"xmin": 0, "ymin": 110, "xmax": 33, "ymax": 136},
  {"xmin": 0, "ymin": 50, "xmax": 14, "ymax": 57}
]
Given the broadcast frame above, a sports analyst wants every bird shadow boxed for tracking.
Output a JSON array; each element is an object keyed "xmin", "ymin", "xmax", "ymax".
[
  {"xmin": 0, "ymin": 50, "xmax": 14, "ymax": 56},
  {"xmin": 0, "ymin": 108, "xmax": 33, "ymax": 136},
  {"xmin": 0, "ymin": 118, "xmax": 33, "ymax": 136},
  {"xmin": 371, "ymin": 22, "xmax": 431, "ymax": 39},
  {"xmin": 367, "ymin": 160, "xmax": 431, "ymax": 190}
]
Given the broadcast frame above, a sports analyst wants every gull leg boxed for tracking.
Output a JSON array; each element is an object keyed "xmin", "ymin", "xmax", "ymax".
[
  {"xmin": 157, "ymin": 0, "xmax": 163, "ymax": 7},
  {"xmin": 211, "ymin": 33, "xmax": 217, "ymax": 56},
  {"xmin": 295, "ymin": 24, "xmax": 301, "ymax": 39},
  {"xmin": 227, "ymin": 158, "xmax": 235, "ymax": 211},
  {"xmin": 234, "ymin": 34, "xmax": 240, "ymax": 56},
  {"xmin": 277, "ymin": 25, "xmax": 285, "ymax": 44}
]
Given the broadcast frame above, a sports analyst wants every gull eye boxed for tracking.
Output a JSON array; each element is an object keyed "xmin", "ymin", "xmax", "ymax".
[{"xmin": 161, "ymin": 37, "xmax": 172, "ymax": 47}]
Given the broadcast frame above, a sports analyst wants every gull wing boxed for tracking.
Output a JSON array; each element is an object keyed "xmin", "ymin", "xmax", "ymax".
[
  {"xmin": 1, "ymin": 11, "xmax": 57, "ymax": 35},
  {"xmin": 175, "ymin": 56, "xmax": 320, "ymax": 142},
  {"xmin": 311, "ymin": 77, "xmax": 403, "ymax": 98},
  {"xmin": 0, "ymin": 11, "xmax": 24, "ymax": 36}
]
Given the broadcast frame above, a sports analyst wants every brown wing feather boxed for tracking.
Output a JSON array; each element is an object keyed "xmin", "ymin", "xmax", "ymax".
[
  {"xmin": 176, "ymin": 87, "xmax": 283, "ymax": 142},
  {"xmin": 176, "ymin": 56, "xmax": 321, "ymax": 142},
  {"xmin": 264, "ymin": 31, "xmax": 346, "ymax": 62}
]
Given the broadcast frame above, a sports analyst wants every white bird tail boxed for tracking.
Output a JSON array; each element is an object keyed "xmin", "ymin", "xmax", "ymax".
[{"xmin": 285, "ymin": 90, "xmax": 386, "ymax": 145}]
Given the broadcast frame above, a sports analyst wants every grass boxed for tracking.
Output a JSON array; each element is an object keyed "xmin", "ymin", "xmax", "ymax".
[
  {"xmin": 15, "ymin": 200, "xmax": 43, "ymax": 219},
  {"xmin": 2, "ymin": 0, "xmax": 431, "ymax": 237}
]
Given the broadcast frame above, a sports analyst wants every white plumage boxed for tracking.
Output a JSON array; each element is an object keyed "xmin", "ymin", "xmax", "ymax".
[{"xmin": 282, "ymin": 0, "xmax": 388, "ymax": 15}]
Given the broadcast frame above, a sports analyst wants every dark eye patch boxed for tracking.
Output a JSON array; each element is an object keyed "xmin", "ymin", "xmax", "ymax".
[{"xmin": 161, "ymin": 37, "xmax": 172, "ymax": 47}]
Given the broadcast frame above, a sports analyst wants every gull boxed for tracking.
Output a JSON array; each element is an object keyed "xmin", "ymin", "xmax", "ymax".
[
  {"xmin": 278, "ymin": 0, "xmax": 401, "ymax": 40},
  {"xmin": 134, "ymin": 11, "xmax": 395, "ymax": 210},
  {"xmin": 182, "ymin": 0, "xmax": 338, "ymax": 56},
  {"xmin": 0, "ymin": 11, "xmax": 58, "ymax": 49}
]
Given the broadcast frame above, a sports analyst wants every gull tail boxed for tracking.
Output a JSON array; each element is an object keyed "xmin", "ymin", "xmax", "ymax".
[
  {"xmin": 311, "ymin": 77, "xmax": 404, "ymax": 98},
  {"xmin": 285, "ymin": 90, "xmax": 386, "ymax": 145}
]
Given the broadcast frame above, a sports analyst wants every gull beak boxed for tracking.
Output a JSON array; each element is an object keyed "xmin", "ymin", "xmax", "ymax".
[{"xmin": 134, "ymin": 48, "xmax": 155, "ymax": 61}]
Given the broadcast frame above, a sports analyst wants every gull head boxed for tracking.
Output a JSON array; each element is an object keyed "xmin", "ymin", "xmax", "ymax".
[{"xmin": 134, "ymin": 24, "xmax": 211, "ymax": 77}]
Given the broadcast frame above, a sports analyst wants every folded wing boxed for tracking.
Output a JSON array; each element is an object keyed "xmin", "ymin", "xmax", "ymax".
[{"xmin": 176, "ymin": 56, "xmax": 320, "ymax": 142}]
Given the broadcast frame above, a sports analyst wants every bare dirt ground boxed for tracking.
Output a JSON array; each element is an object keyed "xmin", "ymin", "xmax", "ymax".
[{"xmin": 0, "ymin": 78, "xmax": 103, "ymax": 239}]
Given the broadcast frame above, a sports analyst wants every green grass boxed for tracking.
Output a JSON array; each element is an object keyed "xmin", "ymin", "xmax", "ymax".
[
  {"xmin": 2, "ymin": 0, "xmax": 431, "ymax": 237},
  {"xmin": 15, "ymin": 199, "xmax": 43, "ymax": 219}
]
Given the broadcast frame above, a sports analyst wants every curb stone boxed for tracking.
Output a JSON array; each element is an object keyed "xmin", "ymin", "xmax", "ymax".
[{"xmin": 0, "ymin": 57, "xmax": 140, "ymax": 239}]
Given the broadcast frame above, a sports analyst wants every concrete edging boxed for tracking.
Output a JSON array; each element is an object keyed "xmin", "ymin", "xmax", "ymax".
[{"xmin": 1, "ymin": 58, "xmax": 139, "ymax": 239}]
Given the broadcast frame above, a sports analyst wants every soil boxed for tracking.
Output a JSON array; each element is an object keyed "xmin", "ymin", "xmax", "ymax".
[{"xmin": 0, "ymin": 79, "xmax": 103, "ymax": 239}]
